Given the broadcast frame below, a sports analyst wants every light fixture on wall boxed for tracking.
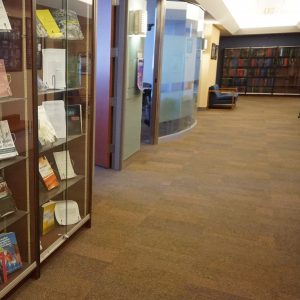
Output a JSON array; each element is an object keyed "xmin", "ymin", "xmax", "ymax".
[{"xmin": 129, "ymin": 10, "xmax": 148, "ymax": 37}]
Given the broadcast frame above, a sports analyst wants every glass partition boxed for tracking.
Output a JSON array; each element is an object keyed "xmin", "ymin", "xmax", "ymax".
[{"xmin": 159, "ymin": 1, "xmax": 204, "ymax": 137}]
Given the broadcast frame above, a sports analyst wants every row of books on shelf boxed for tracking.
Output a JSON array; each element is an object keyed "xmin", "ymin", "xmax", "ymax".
[
  {"xmin": 224, "ymin": 47, "xmax": 300, "ymax": 58},
  {"xmin": 38, "ymin": 150, "xmax": 77, "ymax": 191},
  {"xmin": 223, "ymin": 68, "xmax": 278, "ymax": 77},
  {"xmin": 41, "ymin": 199, "xmax": 81, "ymax": 235},
  {"xmin": 223, "ymin": 57, "xmax": 300, "ymax": 68},
  {"xmin": 222, "ymin": 78, "xmax": 276, "ymax": 87},
  {"xmin": 38, "ymin": 101, "xmax": 82, "ymax": 147},
  {"xmin": 0, "ymin": 232, "xmax": 22, "ymax": 283},
  {"xmin": 0, "ymin": 0, "xmax": 84, "ymax": 40},
  {"xmin": 0, "ymin": 100, "xmax": 82, "ymax": 161}
]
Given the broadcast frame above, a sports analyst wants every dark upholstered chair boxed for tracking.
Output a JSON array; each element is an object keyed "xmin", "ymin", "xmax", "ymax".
[{"xmin": 208, "ymin": 84, "xmax": 238, "ymax": 108}]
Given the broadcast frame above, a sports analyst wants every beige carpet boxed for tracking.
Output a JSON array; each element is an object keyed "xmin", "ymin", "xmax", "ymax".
[{"xmin": 11, "ymin": 96, "xmax": 300, "ymax": 299}]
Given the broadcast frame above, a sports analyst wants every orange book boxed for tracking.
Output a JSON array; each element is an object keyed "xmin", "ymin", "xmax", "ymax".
[{"xmin": 38, "ymin": 156, "xmax": 59, "ymax": 190}]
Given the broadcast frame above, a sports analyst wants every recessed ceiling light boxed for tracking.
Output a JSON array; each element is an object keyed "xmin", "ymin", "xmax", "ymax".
[{"xmin": 223, "ymin": 0, "xmax": 300, "ymax": 29}]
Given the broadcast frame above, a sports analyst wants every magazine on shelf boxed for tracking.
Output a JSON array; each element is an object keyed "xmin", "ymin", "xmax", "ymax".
[
  {"xmin": 42, "ymin": 48, "xmax": 66, "ymax": 89},
  {"xmin": 41, "ymin": 201, "xmax": 56, "ymax": 235},
  {"xmin": 0, "ymin": 251, "xmax": 8, "ymax": 283},
  {"xmin": 67, "ymin": 104, "xmax": 82, "ymax": 135},
  {"xmin": 0, "ymin": 177, "xmax": 17, "ymax": 218},
  {"xmin": 38, "ymin": 105, "xmax": 57, "ymax": 146},
  {"xmin": 53, "ymin": 150, "xmax": 77, "ymax": 180},
  {"xmin": 0, "ymin": 120, "xmax": 18, "ymax": 160},
  {"xmin": 0, "ymin": 0, "xmax": 11, "ymax": 32},
  {"xmin": 36, "ymin": 9, "xmax": 62, "ymax": 39},
  {"xmin": 42, "ymin": 100, "xmax": 66, "ymax": 139},
  {"xmin": 39, "ymin": 156, "xmax": 60, "ymax": 191},
  {"xmin": 0, "ymin": 232, "xmax": 22, "ymax": 274},
  {"xmin": 0, "ymin": 59, "xmax": 12, "ymax": 98},
  {"xmin": 51, "ymin": 9, "xmax": 84, "ymax": 40},
  {"xmin": 36, "ymin": 17, "xmax": 48, "ymax": 38}
]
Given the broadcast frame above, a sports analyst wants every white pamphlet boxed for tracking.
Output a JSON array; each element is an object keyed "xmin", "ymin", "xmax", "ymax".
[
  {"xmin": 53, "ymin": 150, "xmax": 77, "ymax": 180},
  {"xmin": 0, "ymin": 120, "xmax": 18, "ymax": 160},
  {"xmin": 0, "ymin": 0, "xmax": 11, "ymax": 32},
  {"xmin": 42, "ymin": 48, "xmax": 66, "ymax": 89},
  {"xmin": 38, "ymin": 105, "xmax": 57, "ymax": 146},
  {"xmin": 42, "ymin": 100, "xmax": 66, "ymax": 139}
]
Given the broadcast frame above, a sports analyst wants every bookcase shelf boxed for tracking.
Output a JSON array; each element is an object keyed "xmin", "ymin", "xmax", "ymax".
[
  {"xmin": 0, "ymin": 0, "xmax": 94, "ymax": 297},
  {"xmin": 0, "ymin": 97, "xmax": 26, "ymax": 104},
  {"xmin": 39, "ymin": 134, "xmax": 84, "ymax": 154},
  {"xmin": 0, "ymin": 156, "xmax": 27, "ymax": 170},
  {"xmin": 221, "ymin": 46, "xmax": 300, "ymax": 95},
  {"xmin": 38, "ymin": 87, "xmax": 82, "ymax": 96},
  {"xmin": 39, "ymin": 175, "xmax": 85, "ymax": 206},
  {"xmin": 0, "ymin": 210, "xmax": 28, "ymax": 232}
]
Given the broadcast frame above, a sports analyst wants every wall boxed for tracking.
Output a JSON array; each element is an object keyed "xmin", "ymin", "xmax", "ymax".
[
  {"xmin": 197, "ymin": 24, "xmax": 220, "ymax": 108},
  {"xmin": 217, "ymin": 33, "xmax": 300, "ymax": 84}
]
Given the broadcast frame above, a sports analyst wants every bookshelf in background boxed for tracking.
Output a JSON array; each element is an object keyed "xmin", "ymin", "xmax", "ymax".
[{"xmin": 221, "ymin": 46, "xmax": 300, "ymax": 95}]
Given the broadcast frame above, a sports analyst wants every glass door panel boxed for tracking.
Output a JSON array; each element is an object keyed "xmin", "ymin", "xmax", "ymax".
[
  {"xmin": 36, "ymin": 0, "xmax": 68, "ymax": 259},
  {"xmin": 159, "ymin": 1, "xmax": 204, "ymax": 137},
  {"xmin": 65, "ymin": 0, "xmax": 93, "ymax": 233}
]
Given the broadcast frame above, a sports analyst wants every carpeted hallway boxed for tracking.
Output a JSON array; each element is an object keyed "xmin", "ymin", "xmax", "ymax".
[{"xmin": 11, "ymin": 97, "xmax": 300, "ymax": 299}]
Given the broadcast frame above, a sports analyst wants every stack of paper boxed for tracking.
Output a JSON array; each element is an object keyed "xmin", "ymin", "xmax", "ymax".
[
  {"xmin": 0, "ymin": 0, "xmax": 11, "ymax": 32},
  {"xmin": 42, "ymin": 48, "xmax": 66, "ymax": 89}
]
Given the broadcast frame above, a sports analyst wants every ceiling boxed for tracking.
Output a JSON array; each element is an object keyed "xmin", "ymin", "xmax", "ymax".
[{"xmin": 198, "ymin": 0, "xmax": 300, "ymax": 35}]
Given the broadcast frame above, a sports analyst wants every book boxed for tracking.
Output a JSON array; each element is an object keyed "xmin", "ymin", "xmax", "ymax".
[
  {"xmin": 36, "ymin": 9, "xmax": 62, "ymax": 39},
  {"xmin": 41, "ymin": 201, "xmax": 56, "ymax": 235},
  {"xmin": 53, "ymin": 150, "xmax": 77, "ymax": 180},
  {"xmin": 67, "ymin": 56, "xmax": 81, "ymax": 88},
  {"xmin": 0, "ymin": 0, "xmax": 11, "ymax": 32},
  {"xmin": 51, "ymin": 9, "xmax": 84, "ymax": 40},
  {"xmin": 0, "ymin": 59, "xmax": 12, "ymax": 98},
  {"xmin": 0, "ymin": 232, "xmax": 22, "ymax": 274},
  {"xmin": 0, "ymin": 251, "xmax": 8, "ymax": 283},
  {"xmin": 0, "ymin": 177, "xmax": 17, "ymax": 218},
  {"xmin": 39, "ymin": 156, "xmax": 60, "ymax": 191},
  {"xmin": 42, "ymin": 100, "xmax": 66, "ymax": 139},
  {"xmin": 36, "ymin": 17, "xmax": 48, "ymax": 38},
  {"xmin": 66, "ymin": 104, "xmax": 82, "ymax": 135},
  {"xmin": 42, "ymin": 48, "xmax": 66, "ymax": 89},
  {"xmin": 38, "ymin": 105, "xmax": 57, "ymax": 146},
  {"xmin": 0, "ymin": 120, "xmax": 18, "ymax": 160}
]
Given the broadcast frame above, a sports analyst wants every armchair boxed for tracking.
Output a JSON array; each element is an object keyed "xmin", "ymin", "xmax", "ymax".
[{"xmin": 208, "ymin": 84, "xmax": 238, "ymax": 108}]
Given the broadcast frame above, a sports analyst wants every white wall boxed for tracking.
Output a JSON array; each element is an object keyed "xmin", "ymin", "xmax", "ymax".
[{"xmin": 197, "ymin": 24, "xmax": 220, "ymax": 108}]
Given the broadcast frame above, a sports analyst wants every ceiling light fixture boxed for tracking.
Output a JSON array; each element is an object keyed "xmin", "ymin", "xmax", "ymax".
[{"xmin": 223, "ymin": 0, "xmax": 300, "ymax": 29}]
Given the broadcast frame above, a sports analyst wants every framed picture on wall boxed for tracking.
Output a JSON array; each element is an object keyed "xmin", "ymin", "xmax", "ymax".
[{"xmin": 211, "ymin": 43, "xmax": 219, "ymax": 60}]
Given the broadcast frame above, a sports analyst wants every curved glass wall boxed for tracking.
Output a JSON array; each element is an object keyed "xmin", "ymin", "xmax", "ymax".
[{"xmin": 159, "ymin": 1, "xmax": 204, "ymax": 137}]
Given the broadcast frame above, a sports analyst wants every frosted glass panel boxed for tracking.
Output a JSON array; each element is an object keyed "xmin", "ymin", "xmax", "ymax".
[{"xmin": 159, "ymin": 1, "xmax": 204, "ymax": 137}]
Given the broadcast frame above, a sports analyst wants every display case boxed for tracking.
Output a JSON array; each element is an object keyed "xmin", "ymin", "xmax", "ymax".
[
  {"xmin": 0, "ymin": 0, "xmax": 94, "ymax": 296},
  {"xmin": 221, "ymin": 46, "xmax": 300, "ymax": 95},
  {"xmin": 0, "ymin": 0, "xmax": 37, "ymax": 297},
  {"xmin": 34, "ymin": 0, "xmax": 94, "ymax": 262}
]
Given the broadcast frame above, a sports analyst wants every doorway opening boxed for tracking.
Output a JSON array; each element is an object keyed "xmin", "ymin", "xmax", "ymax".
[{"xmin": 140, "ymin": 0, "xmax": 158, "ymax": 144}]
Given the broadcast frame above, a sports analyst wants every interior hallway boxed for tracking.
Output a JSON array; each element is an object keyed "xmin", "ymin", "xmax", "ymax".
[{"xmin": 12, "ymin": 97, "xmax": 300, "ymax": 299}]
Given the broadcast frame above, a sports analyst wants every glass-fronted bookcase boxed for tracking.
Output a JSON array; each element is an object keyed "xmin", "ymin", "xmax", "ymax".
[
  {"xmin": 0, "ymin": 0, "xmax": 94, "ymax": 296},
  {"xmin": 35, "ymin": 0, "xmax": 94, "ymax": 263},
  {"xmin": 0, "ymin": 0, "xmax": 37, "ymax": 296}
]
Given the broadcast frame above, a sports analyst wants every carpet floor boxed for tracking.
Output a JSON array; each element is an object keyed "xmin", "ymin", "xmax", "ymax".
[{"xmin": 11, "ymin": 96, "xmax": 300, "ymax": 299}]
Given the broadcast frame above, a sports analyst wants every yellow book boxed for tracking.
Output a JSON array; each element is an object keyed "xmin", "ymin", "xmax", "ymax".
[
  {"xmin": 36, "ymin": 9, "xmax": 63, "ymax": 39},
  {"xmin": 41, "ymin": 201, "xmax": 56, "ymax": 235}
]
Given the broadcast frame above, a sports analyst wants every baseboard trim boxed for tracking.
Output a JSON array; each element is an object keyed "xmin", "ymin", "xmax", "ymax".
[{"xmin": 197, "ymin": 107, "xmax": 208, "ymax": 111}]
